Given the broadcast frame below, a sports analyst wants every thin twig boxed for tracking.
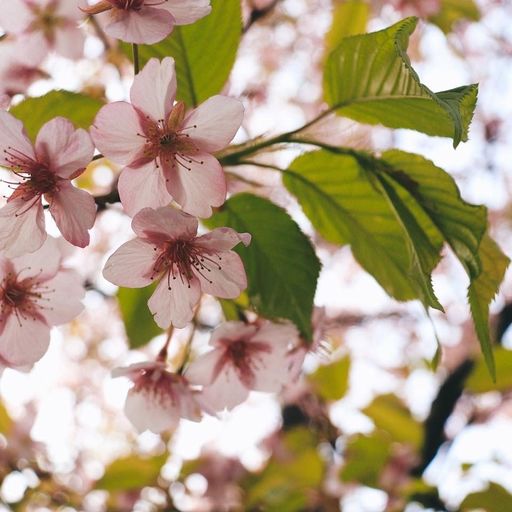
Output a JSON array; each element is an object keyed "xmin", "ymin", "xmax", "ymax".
[{"xmin": 132, "ymin": 43, "xmax": 140, "ymax": 75}]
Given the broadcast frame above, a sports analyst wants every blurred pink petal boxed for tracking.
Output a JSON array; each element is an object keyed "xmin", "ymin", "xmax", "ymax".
[
  {"xmin": 113, "ymin": 361, "xmax": 203, "ymax": 433},
  {"xmin": 186, "ymin": 321, "xmax": 299, "ymax": 411},
  {"xmin": 0, "ymin": 0, "xmax": 85, "ymax": 59}
]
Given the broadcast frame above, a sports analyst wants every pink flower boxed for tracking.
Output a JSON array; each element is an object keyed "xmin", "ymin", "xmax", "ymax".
[
  {"xmin": 112, "ymin": 361, "xmax": 203, "ymax": 433},
  {"xmin": 103, "ymin": 207, "xmax": 251, "ymax": 328},
  {"xmin": 0, "ymin": 237, "xmax": 85, "ymax": 369},
  {"xmin": 81, "ymin": 0, "xmax": 211, "ymax": 44},
  {"xmin": 0, "ymin": 0, "xmax": 86, "ymax": 60},
  {"xmin": 0, "ymin": 38, "xmax": 48, "ymax": 99},
  {"xmin": 186, "ymin": 321, "xmax": 300, "ymax": 411},
  {"xmin": 91, "ymin": 57, "xmax": 244, "ymax": 217},
  {"xmin": 0, "ymin": 114, "xmax": 97, "ymax": 257}
]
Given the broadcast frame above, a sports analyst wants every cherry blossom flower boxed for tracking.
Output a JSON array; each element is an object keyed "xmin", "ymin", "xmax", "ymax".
[
  {"xmin": 186, "ymin": 320, "xmax": 300, "ymax": 411},
  {"xmin": 0, "ymin": 0, "xmax": 86, "ymax": 60},
  {"xmin": 0, "ymin": 237, "xmax": 85, "ymax": 369},
  {"xmin": 0, "ymin": 114, "xmax": 97, "ymax": 257},
  {"xmin": 81, "ymin": 0, "xmax": 211, "ymax": 44},
  {"xmin": 91, "ymin": 57, "xmax": 244, "ymax": 217},
  {"xmin": 103, "ymin": 207, "xmax": 250, "ymax": 328},
  {"xmin": 0, "ymin": 38, "xmax": 48, "ymax": 99},
  {"xmin": 112, "ymin": 361, "xmax": 203, "ymax": 433}
]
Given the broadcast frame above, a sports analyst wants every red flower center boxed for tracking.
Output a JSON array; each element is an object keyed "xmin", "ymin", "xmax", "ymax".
[
  {"xmin": 0, "ymin": 272, "xmax": 48, "ymax": 326},
  {"xmin": 149, "ymin": 238, "xmax": 223, "ymax": 290},
  {"xmin": 135, "ymin": 101, "xmax": 203, "ymax": 173}
]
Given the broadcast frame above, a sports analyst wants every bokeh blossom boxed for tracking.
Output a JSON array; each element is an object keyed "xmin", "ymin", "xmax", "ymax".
[
  {"xmin": 112, "ymin": 361, "xmax": 203, "ymax": 433},
  {"xmin": 91, "ymin": 57, "xmax": 244, "ymax": 217},
  {"xmin": 0, "ymin": 237, "xmax": 85, "ymax": 368},
  {"xmin": 186, "ymin": 321, "xmax": 300, "ymax": 411},
  {"xmin": 81, "ymin": 0, "xmax": 211, "ymax": 44},
  {"xmin": 0, "ymin": 0, "xmax": 86, "ymax": 60},
  {"xmin": 0, "ymin": 38, "xmax": 48, "ymax": 99},
  {"xmin": 103, "ymin": 206, "xmax": 250, "ymax": 328},
  {"xmin": 0, "ymin": 115, "xmax": 96, "ymax": 257}
]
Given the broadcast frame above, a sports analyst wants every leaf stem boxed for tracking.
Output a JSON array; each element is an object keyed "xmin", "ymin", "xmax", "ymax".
[
  {"xmin": 218, "ymin": 104, "xmax": 343, "ymax": 166},
  {"xmin": 157, "ymin": 327, "xmax": 174, "ymax": 362},
  {"xmin": 132, "ymin": 43, "xmax": 140, "ymax": 75}
]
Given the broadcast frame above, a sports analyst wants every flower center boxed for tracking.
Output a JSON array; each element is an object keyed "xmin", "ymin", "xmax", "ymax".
[
  {"xmin": 0, "ymin": 272, "xmax": 49, "ymax": 326},
  {"xmin": 213, "ymin": 336, "xmax": 272, "ymax": 387},
  {"xmin": 114, "ymin": 0, "xmax": 146, "ymax": 10},
  {"xmin": 136, "ymin": 101, "xmax": 202, "ymax": 173},
  {"xmin": 149, "ymin": 238, "xmax": 223, "ymax": 290},
  {"xmin": 29, "ymin": 168, "xmax": 58, "ymax": 195}
]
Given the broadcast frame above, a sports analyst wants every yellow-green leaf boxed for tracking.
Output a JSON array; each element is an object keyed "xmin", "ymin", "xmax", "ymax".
[{"xmin": 324, "ymin": 17, "xmax": 477, "ymax": 147}]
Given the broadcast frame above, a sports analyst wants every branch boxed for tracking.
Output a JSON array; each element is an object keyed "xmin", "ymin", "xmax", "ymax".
[
  {"xmin": 243, "ymin": 0, "xmax": 281, "ymax": 33},
  {"xmin": 411, "ymin": 359, "xmax": 475, "ymax": 476}
]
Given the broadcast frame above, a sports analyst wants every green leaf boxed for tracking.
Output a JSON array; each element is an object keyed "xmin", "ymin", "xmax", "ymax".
[
  {"xmin": 95, "ymin": 453, "xmax": 167, "ymax": 491},
  {"xmin": 325, "ymin": 1, "xmax": 369, "ymax": 52},
  {"xmin": 282, "ymin": 150, "xmax": 443, "ymax": 307},
  {"xmin": 430, "ymin": 0, "xmax": 480, "ymax": 33},
  {"xmin": 467, "ymin": 348, "xmax": 512, "ymax": 393},
  {"xmin": 381, "ymin": 150, "xmax": 487, "ymax": 279},
  {"xmin": 245, "ymin": 428, "xmax": 324, "ymax": 511},
  {"xmin": 309, "ymin": 356, "xmax": 350, "ymax": 401},
  {"xmin": 10, "ymin": 91, "xmax": 104, "ymax": 140},
  {"xmin": 117, "ymin": 285, "xmax": 163, "ymax": 349},
  {"xmin": 468, "ymin": 236, "xmax": 510, "ymax": 379},
  {"xmin": 363, "ymin": 394, "xmax": 422, "ymax": 449},
  {"xmin": 205, "ymin": 193, "xmax": 320, "ymax": 340},
  {"xmin": 123, "ymin": 0, "xmax": 241, "ymax": 107},
  {"xmin": 324, "ymin": 17, "xmax": 477, "ymax": 147},
  {"xmin": 340, "ymin": 431, "xmax": 391, "ymax": 487},
  {"xmin": 460, "ymin": 483, "xmax": 512, "ymax": 512}
]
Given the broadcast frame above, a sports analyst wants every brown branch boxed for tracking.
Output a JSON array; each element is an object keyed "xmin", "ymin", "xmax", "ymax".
[{"xmin": 243, "ymin": 0, "xmax": 281, "ymax": 33}]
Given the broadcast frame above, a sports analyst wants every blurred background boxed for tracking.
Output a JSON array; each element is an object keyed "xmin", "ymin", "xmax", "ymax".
[{"xmin": 1, "ymin": 0, "xmax": 512, "ymax": 510}]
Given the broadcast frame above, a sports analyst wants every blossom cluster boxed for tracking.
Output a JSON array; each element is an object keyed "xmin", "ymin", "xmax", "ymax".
[{"xmin": 0, "ymin": 0, "xmax": 305, "ymax": 434}]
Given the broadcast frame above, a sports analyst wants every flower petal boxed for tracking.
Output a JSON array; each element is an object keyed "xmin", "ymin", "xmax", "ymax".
[
  {"xmin": 250, "ymin": 322, "xmax": 299, "ymax": 392},
  {"xmin": 53, "ymin": 25, "xmax": 85, "ymax": 59},
  {"xmin": 132, "ymin": 206, "xmax": 198, "ymax": 242},
  {"xmin": 0, "ymin": 110, "xmax": 35, "ymax": 168},
  {"xmin": 12, "ymin": 236, "xmax": 62, "ymax": 281},
  {"xmin": 194, "ymin": 250, "xmax": 247, "ymax": 299},
  {"xmin": 196, "ymin": 227, "xmax": 251, "ymax": 251},
  {"xmin": 124, "ymin": 385, "xmax": 181, "ymax": 434},
  {"xmin": 0, "ymin": 314, "xmax": 50, "ymax": 367},
  {"xmin": 118, "ymin": 163, "xmax": 172, "ymax": 218},
  {"xmin": 159, "ymin": 0, "xmax": 211, "ymax": 24},
  {"xmin": 184, "ymin": 349, "xmax": 221, "ymax": 386},
  {"xmin": 104, "ymin": 7, "xmax": 174, "ymax": 44},
  {"xmin": 164, "ymin": 152, "xmax": 226, "ymax": 218},
  {"xmin": 148, "ymin": 274, "xmax": 201, "ymax": 328},
  {"xmin": 90, "ymin": 102, "xmax": 145, "ymax": 166},
  {"xmin": 36, "ymin": 117, "xmax": 94, "ymax": 178},
  {"xmin": 103, "ymin": 238, "xmax": 158, "ymax": 287},
  {"xmin": 184, "ymin": 96, "xmax": 244, "ymax": 152},
  {"xmin": 209, "ymin": 321, "xmax": 257, "ymax": 347},
  {"xmin": 199, "ymin": 366, "xmax": 250, "ymax": 412},
  {"xmin": 0, "ymin": 199, "xmax": 46, "ymax": 258},
  {"xmin": 49, "ymin": 182, "xmax": 96, "ymax": 248},
  {"xmin": 131, "ymin": 57, "xmax": 177, "ymax": 122},
  {"xmin": 41, "ymin": 269, "xmax": 85, "ymax": 326},
  {"xmin": 0, "ymin": 0, "xmax": 32, "ymax": 33}
]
